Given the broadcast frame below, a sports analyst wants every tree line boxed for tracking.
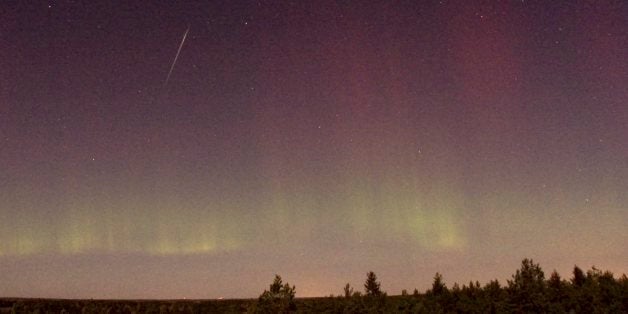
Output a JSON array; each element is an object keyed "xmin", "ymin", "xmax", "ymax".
[
  {"xmin": 254, "ymin": 258, "xmax": 628, "ymax": 313},
  {"xmin": 3, "ymin": 258, "xmax": 626, "ymax": 313}
]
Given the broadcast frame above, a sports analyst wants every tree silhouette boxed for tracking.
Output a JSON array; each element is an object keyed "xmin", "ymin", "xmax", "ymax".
[
  {"xmin": 255, "ymin": 275, "xmax": 296, "ymax": 313},
  {"xmin": 547, "ymin": 270, "xmax": 568, "ymax": 312},
  {"xmin": 507, "ymin": 258, "xmax": 547, "ymax": 312},
  {"xmin": 483, "ymin": 279, "xmax": 506, "ymax": 313},
  {"xmin": 343, "ymin": 283, "xmax": 354, "ymax": 298},
  {"xmin": 597, "ymin": 270, "xmax": 623, "ymax": 312},
  {"xmin": 430, "ymin": 272, "xmax": 447, "ymax": 296},
  {"xmin": 364, "ymin": 271, "xmax": 382, "ymax": 296},
  {"xmin": 3, "ymin": 258, "xmax": 627, "ymax": 313},
  {"xmin": 618, "ymin": 274, "xmax": 628, "ymax": 311},
  {"xmin": 572, "ymin": 265, "xmax": 586, "ymax": 287}
]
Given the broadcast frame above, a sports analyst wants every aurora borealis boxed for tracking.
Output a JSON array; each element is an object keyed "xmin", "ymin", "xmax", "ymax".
[{"xmin": 1, "ymin": 1, "xmax": 627, "ymax": 299}]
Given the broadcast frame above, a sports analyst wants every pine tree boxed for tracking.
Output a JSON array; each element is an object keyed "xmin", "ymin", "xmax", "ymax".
[
  {"xmin": 431, "ymin": 272, "xmax": 447, "ymax": 296},
  {"xmin": 547, "ymin": 270, "xmax": 568, "ymax": 312},
  {"xmin": 364, "ymin": 271, "xmax": 382, "ymax": 296},
  {"xmin": 507, "ymin": 258, "xmax": 547, "ymax": 312},
  {"xmin": 572, "ymin": 265, "xmax": 586, "ymax": 287},
  {"xmin": 256, "ymin": 275, "xmax": 296, "ymax": 313}
]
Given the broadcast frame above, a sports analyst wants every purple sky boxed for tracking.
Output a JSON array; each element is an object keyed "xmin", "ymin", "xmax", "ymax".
[{"xmin": 0, "ymin": 1, "xmax": 627, "ymax": 299}]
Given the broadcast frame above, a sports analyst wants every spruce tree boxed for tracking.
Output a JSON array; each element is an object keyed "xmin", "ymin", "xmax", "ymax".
[
  {"xmin": 507, "ymin": 258, "xmax": 547, "ymax": 312},
  {"xmin": 364, "ymin": 271, "xmax": 382, "ymax": 296}
]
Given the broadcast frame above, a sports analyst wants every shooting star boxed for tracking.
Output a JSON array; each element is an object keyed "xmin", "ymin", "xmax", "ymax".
[{"xmin": 165, "ymin": 25, "xmax": 190, "ymax": 86}]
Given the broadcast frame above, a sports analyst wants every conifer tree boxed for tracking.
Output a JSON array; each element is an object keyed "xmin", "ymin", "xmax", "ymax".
[
  {"xmin": 256, "ymin": 275, "xmax": 296, "ymax": 313},
  {"xmin": 364, "ymin": 271, "xmax": 382, "ymax": 296},
  {"xmin": 572, "ymin": 265, "xmax": 586, "ymax": 287},
  {"xmin": 507, "ymin": 258, "xmax": 547, "ymax": 312},
  {"xmin": 431, "ymin": 272, "xmax": 447, "ymax": 296}
]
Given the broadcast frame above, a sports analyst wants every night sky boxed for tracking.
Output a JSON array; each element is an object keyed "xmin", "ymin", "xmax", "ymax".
[{"xmin": 1, "ymin": 1, "xmax": 627, "ymax": 299}]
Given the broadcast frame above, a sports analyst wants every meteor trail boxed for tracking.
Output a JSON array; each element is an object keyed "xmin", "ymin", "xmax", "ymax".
[{"xmin": 165, "ymin": 25, "xmax": 190, "ymax": 86}]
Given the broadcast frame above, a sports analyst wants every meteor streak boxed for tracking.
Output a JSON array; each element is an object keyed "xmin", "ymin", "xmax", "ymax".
[{"xmin": 164, "ymin": 25, "xmax": 190, "ymax": 86}]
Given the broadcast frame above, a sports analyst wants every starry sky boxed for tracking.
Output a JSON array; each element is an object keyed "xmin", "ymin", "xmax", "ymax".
[{"xmin": 1, "ymin": 1, "xmax": 627, "ymax": 299}]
